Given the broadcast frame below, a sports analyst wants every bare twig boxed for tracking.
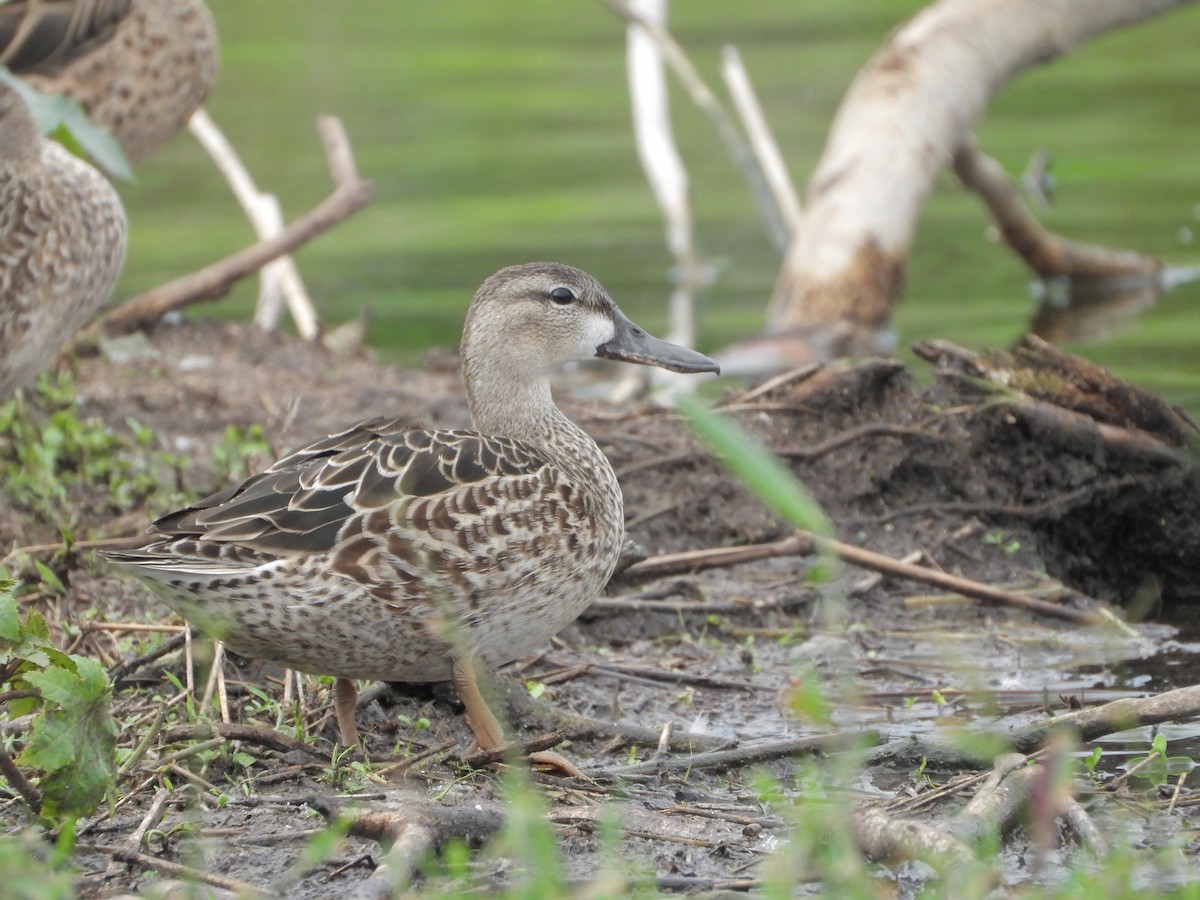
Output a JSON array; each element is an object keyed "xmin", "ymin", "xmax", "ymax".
[
  {"xmin": 160, "ymin": 722, "xmax": 325, "ymax": 759},
  {"xmin": 1061, "ymin": 795, "xmax": 1109, "ymax": 854},
  {"xmin": 594, "ymin": 732, "xmax": 869, "ymax": 777},
  {"xmin": 953, "ymin": 137, "xmax": 1163, "ymax": 285},
  {"xmin": 101, "ymin": 116, "xmax": 373, "ymax": 333},
  {"xmin": 715, "ymin": 362, "xmax": 821, "ymax": 408},
  {"xmin": 621, "ymin": 532, "xmax": 815, "ymax": 581},
  {"xmin": 109, "ymin": 631, "xmax": 188, "ymax": 682},
  {"xmin": 127, "ymin": 788, "xmax": 172, "ymax": 850},
  {"xmin": 187, "ymin": 108, "xmax": 319, "ymax": 339},
  {"xmin": 622, "ymin": 529, "xmax": 1107, "ymax": 626},
  {"xmin": 76, "ymin": 842, "xmax": 264, "ymax": 896},
  {"xmin": 720, "ymin": 45, "xmax": 803, "ymax": 240},
  {"xmin": 0, "ymin": 742, "xmax": 41, "ymax": 812},
  {"xmin": 1011, "ymin": 684, "xmax": 1200, "ymax": 752},
  {"xmin": 852, "ymin": 807, "xmax": 978, "ymax": 868},
  {"xmin": 596, "ymin": 0, "xmax": 785, "ymax": 249},
  {"xmin": 819, "ymin": 533, "xmax": 1107, "ymax": 626}
]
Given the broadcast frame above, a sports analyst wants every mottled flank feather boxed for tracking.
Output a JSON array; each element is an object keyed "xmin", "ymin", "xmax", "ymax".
[
  {"xmin": 0, "ymin": 77, "xmax": 127, "ymax": 398},
  {"xmin": 104, "ymin": 263, "xmax": 718, "ymax": 754}
]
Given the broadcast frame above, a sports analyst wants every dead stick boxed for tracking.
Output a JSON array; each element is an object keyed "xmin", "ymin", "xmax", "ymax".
[
  {"xmin": 852, "ymin": 807, "xmax": 978, "ymax": 868},
  {"xmin": 818, "ymin": 534, "xmax": 1106, "ymax": 626},
  {"xmin": 595, "ymin": 732, "xmax": 869, "ymax": 777},
  {"xmin": 1011, "ymin": 683, "xmax": 1200, "ymax": 751},
  {"xmin": 621, "ymin": 532, "xmax": 814, "ymax": 580},
  {"xmin": 953, "ymin": 136, "xmax": 1162, "ymax": 282},
  {"xmin": 76, "ymin": 842, "xmax": 263, "ymax": 896},
  {"xmin": 0, "ymin": 743, "xmax": 41, "ymax": 812},
  {"xmin": 160, "ymin": 722, "xmax": 325, "ymax": 758},
  {"xmin": 623, "ymin": 530, "xmax": 1105, "ymax": 626},
  {"xmin": 101, "ymin": 116, "xmax": 372, "ymax": 333}
]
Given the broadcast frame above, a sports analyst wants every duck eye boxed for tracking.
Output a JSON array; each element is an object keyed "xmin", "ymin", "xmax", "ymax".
[{"xmin": 549, "ymin": 287, "xmax": 576, "ymax": 305}]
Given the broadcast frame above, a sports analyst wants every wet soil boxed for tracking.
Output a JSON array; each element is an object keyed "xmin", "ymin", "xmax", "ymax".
[{"xmin": 3, "ymin": 320, "xmax": 1200, "ymax": 896}]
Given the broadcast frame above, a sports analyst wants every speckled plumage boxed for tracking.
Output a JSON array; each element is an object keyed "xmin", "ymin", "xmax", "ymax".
[
  {"xmin": 8, "ymin": 0, "xmax": 218, "ymax": 163},
  {"xmin": 104, "ymin": 264, "xmax": 719, "ymax": 758},
  {"xmin": 0, "ymin": 78, "xmax": 127, "ymax": 398}
]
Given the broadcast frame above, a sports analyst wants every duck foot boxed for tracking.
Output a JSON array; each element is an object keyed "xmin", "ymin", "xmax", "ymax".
[
  {"xmin": 452, "ymin": 658, "xmax": 583, "ymax": 777},
  {"xmin": 333, "ymin": 676, "xmax": 360, "ymax": 747}
]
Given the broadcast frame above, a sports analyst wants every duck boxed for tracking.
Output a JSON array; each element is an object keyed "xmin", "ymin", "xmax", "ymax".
[
  {"xmin": 103, "ymin": 263, "xmax": 719, "ymax": 772},
  {"xmin": 0, "ymin": 76, "xmax": 127, "ymax": 398},
  {"xmin": 6, "ymin": 0, "xmax": 218, "ymax": 164}
]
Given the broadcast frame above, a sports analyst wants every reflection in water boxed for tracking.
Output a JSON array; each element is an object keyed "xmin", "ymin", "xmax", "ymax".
[{"xmin": 1030, "ymin": 266, "xmax": 1200, "ymax": 343}]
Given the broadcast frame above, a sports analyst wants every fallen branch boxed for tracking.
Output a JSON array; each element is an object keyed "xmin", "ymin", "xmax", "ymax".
[
  {"xmin": 310, "ymin": 799, "xmax": 506, "ymax": 899},
  {"xmin": 160, "ymin": 722, "xmax": 325, "ymax": 759},
  {"xmin": 76, "ymin": 842, "xmax": 263, "ymax": 896},
  {"xmin": 953, "ymin": 136, "xmax": 1163, "ymax": 285},
  {"xmin": 458, "ymin": 730, "xmax": 571, "ymax": 770},
  {"xmin": 596, "ymin": 0, "xmax": 784, "ymax": 249},
  {"xmin": 594, "ymin": 731, "xmax": 870, "ymax": 777},
  {"xmin": 1009, "ymin": 683, "xmax": 1200, "ymax": 752},
  {"xmin": 820, "ymin": 533, "xmax": 1107, "ymax": 626},
  {"xmin": 871, "ymin": 684, "xmax": 1200, "ymax": 769},
  {"xmin": 0, "ymin": 742, "xmax": 41, "ymax": 812},
  {"xmin": 851, "ymin": 807, "xmax": 977, "ymax": 869},
  {"xmin": 721, "ymin": 45, "xmax": 803, "ymax": 241},
  {"xmin": 621, "ymin": 532, "xmax": 815, "ymax": 581},
  {"xmin": 187, "ymin": 108, "xmax": 319, "ymax": 339},
  {"xmin": 621, "ymin": 529, "xmax": 1107, "ymax": 626},
  {"xmin": 101, "ymin": 116, "xmax": 372, "ymax": 333}
]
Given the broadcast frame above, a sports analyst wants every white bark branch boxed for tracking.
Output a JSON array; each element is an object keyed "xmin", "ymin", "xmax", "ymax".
[
  {"xmin": 101, "ymin": 116, "xmax": 372, "ymax": 334},
  {"xmin": 187, "ymin": 108, "xmax": 320, "ymax": 340},
  {"xmin": 769, "ymin": 0, "xmax": 1199, "ymax": 356},
  {"xmin": 720, "ymin": 45, "xmax": 803, "ymax": 243}
]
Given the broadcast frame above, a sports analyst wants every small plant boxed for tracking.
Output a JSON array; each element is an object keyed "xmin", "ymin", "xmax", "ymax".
[
  {"xmin": 0, "ymin": 580, "xmax": 118, "ymax": 819},
  {"xmin": 0, "ymin": 371, "xmax": 190, "ymax": 527}
]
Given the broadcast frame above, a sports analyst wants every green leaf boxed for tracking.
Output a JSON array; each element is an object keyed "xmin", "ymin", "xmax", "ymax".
[
  {"xmin": 0, "ymin": 591, "xmax": 20, "ymax": 642},
  {"xmin": 526, "ymin": 680, "xmax": 546, "ymax": 701},
  {"xmin": 33, "ymin": 561, "xmax": 64, "ymax": 595},
  {"xmin": 19, "ymin": 656, "xmax": 118, "ymax": 818}
]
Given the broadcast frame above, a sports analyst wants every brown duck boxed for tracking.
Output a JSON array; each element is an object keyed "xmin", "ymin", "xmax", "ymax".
[{"xmin": 103, "ymin": 263, "xmax": 719, "ymax": 772}]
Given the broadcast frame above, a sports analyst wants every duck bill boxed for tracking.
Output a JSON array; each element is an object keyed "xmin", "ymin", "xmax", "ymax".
[{"xmin": 596, "ymin": 310, "xmax": 720, "ymax": 374}]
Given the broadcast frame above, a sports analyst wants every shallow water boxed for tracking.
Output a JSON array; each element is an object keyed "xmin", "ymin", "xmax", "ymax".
[{"xmin": 114, "ymin": 1, "xmax": 1200, "ymax": 415}]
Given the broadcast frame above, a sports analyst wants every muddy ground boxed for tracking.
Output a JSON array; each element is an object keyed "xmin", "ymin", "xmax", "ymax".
[{"xmin": 3, "ymin": 319, "xmax": 1200, "ymax": 897}]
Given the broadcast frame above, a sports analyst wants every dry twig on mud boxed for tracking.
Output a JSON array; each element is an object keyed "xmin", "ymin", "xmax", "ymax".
[
  {"xmin": 75, "ymin": 842, "xmax": 263, "ymax": 896},
  {"xmin": 854, "ymin": 751, "xmax": 1061, "ymax": 876},
  {"xmin": 851, "ymin": 808, "xmax": 978, "ymax": 869},
  {"xmin": 622, "ymin": 529, "xmax": 1105, "ymax": 626},
  {"xmin": 0, "ymin": 743, "xmax": 41, "ymax": 812},
  {"xmin": 1010, "ymin": 683, "xmax": 1200, "ymax": 752},
  {"xmin": 871, "ymin": 684, "xmax": 1200, "ymax": 770},
  {"xmin": 594, "ymin": 732, "xmax": 870, "ymax": 777},
  {"xmin": 311, "ymin": 800, "xmax": 506, "ymax": 898},
  {"xmin": 160, "ymin": 722, "xmax": 326, "ymax": 759},
  {"xmin": 101, "ymin": 116, "xmax": 373, "ymax": 333}
]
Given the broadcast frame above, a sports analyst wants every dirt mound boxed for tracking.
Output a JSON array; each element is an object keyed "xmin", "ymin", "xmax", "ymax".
[{"xmin": 3, "ymin": 321, "xmax": 1197, "ymax": 895}]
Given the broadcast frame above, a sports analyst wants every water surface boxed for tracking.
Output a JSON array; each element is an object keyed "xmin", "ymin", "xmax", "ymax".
[{"xmin": 115, "ymin": 1, "xmax": 1200, "ymax": 414}]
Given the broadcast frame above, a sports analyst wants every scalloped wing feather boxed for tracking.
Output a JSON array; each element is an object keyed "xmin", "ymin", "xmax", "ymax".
[{"xmin": 125, "ymin": 419, "xmax": 560, "ymax": 572}]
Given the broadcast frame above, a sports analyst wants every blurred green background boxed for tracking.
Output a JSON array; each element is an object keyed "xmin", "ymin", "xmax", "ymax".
[{"xmin": 116, "ymin": 0, "xmax": 1200, "ymax": 413}]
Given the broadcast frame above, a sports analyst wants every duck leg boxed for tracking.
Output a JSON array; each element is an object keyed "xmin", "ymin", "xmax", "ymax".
[
  {"xmin": 333, "ymin": 676, "xmax": 360, "ymax": 747},
  {"xmin": 452, "ymin": 657, "xmax": 583, "ymax": 778}
]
